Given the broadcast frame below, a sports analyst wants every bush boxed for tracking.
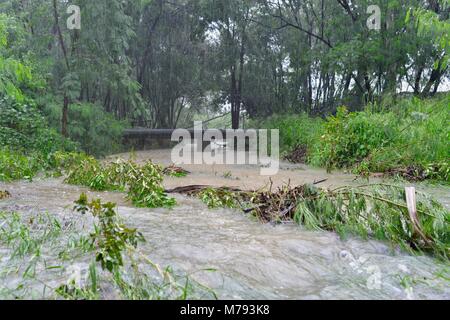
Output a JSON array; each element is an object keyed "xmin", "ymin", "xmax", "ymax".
[
  {"xmin": 64, "ymin": 156, "xmax": 176, "ymax": 208},
  {"xmin": 0, "ymin": 149, "xmax": 43, "ymax": 181},
  {"xmin": 257, "ymin": 95, "xmax": 449, "ymax": 183},
  {"xmin": 43, "ymin": 101, "xmax": 126, "ymax": 157},
  {"xmin": 310, "ymin": 106, "xmax": 397, "ymax": 169},
  {"xmin": 0, "ymin": 97, "xmax": 75, "ymax": 154},
  {"xmin": 254, "ymin": 113, "xmax": 323, "ymax": 159},
  {"xmin": 352, "ymin": 96, "xmax": 450, "ymax": 181},
  {"xmin": 304, "ymin": 96, "xmax": 449, "ymax": 183}
]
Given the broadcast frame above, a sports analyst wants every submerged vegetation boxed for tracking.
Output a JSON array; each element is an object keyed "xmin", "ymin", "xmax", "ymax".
[
  {"xmin": 0, "ymin": 190, "xmax": 10, "ymax": 200},
  {"xmin": 162, "ymin": 165, "xmax": 190, "ymax": 178},
  {"xmin": 0, "ymin": 195, "xmax": 216, "ymax": 300}
]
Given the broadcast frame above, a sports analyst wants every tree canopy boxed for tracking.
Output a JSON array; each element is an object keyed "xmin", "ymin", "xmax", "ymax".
[{"xmin": 0, "ymin": 0, "xmax": 448, "ymax": 129}]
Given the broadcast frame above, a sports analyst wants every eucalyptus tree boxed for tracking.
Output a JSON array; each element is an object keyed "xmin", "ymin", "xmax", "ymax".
[
  {"xmin": 407, "ymin": 0, "xmax": 449, "ymax": 96},
  {"xmin": 199, "ymin": 0, "xmax": 258, "ymax": 129},
  {"xmin": 255, "ymin": 0, "xmax": 448, "ymax": 113},
  {"xmin": 1, "ymin": 0, "xmax": 141, "ymax": 134}
]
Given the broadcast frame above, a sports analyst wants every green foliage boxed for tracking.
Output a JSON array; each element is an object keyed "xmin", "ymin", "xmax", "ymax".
[
  {"xmin": 0, "ymin": 97, "xmax": 76, "ymax": 154},
  {"xmin": 124, "ymin": 161, "xmax": 176, "ymax": 208},
  {"xmin": 0, "ymin": 149, "xmax": 43, "ymax": 181},
  {"xmin": 55, "ymin": 262, "xmax": 99, "ymax": 300},
  {"xmin": 48, "ymin": 151, "xmax": 92, "ymax": 172},
  {"xmin": 293, "ymin": 184, "xmax": 450, "ymax": 260},
  {"xmin": 186, "ymin": 182, "xmax": 450, "ymax": 259},
  {"xmin": 74, "ymin": 193, "xmax": 145, "ymax": 273},
  {"xmin": 312, "ymin": 106, "xmax": 397, "ymax": 169},
  {"xmin": 253, "ymin": 113, "xmax": 324, "ymax": 158},
  {"xmin": 356, "ymin": 96, "xmax": 450, "ymax": 181},
  {"xmin": 0, "ymin": 14, "xmax": 33, "ymax": 102},
  {"xmin": 64, "ymin": 156, "xmax": 176, "ymax": 208},
  {"xmin": 162, "ymin": 165, "xmax": 189, "ymax": 178},
  {"xmin": 198, "ymin": 188, "xmax": 240, "ymax": 209},
  {"xmin": 43, "ymin": 101, "xmax": 126, "ymax": 157},
  {"xmin": 409, "ymin": 3, "xmax": 450, "ymax": 71},
  {"xmin": 69, "ymin": 194, "xmax": 215, "ymax": 300},
  {"xmin": 0, "ymin": 199, "xmax": 215, "ymax": 300},
  {"xmin": 0, "ymin": 212, "xmax": 62, "ymax": 261},
  {"xmin": 265, "ymin": 96, "xmax": 450, "ymax": 182}
]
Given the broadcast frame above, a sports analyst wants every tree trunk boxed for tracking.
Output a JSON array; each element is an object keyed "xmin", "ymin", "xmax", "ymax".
[
  {"xmin": 52, "ymin": 0, "xmax": 71, "ymax": 137},
  {"xmin": 62, "ymin": 95, "xmax": 69, "ymax": 137}
]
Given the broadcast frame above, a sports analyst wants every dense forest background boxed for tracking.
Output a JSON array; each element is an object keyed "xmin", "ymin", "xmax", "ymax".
[
  {"xmin": 1, "ymin": 0, "xmax": 448, "ymax": 128},
  {"xmin": 0, "ymin": 0, "xmax": 448, "ymax": 166}
]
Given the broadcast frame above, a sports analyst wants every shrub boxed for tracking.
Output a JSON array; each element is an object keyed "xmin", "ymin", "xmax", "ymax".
[
  {"xmin": 310, "ymin": 106, "xmax": 397, "ymax": 169},
  {"xmin": 43, "ymin": 101, "xmax": 126, "ymax": 157},
  {"xmin": 0, "ymin": 149, "xmax": 42, "ymax": 181},
  {"xmin": 254, "ymin": 113, "xmax": 323, "ymax": 160},
  {"xmin": 257, "ymin": 96, "xmax": 449, "ymax": 183},
  {"xmin": 63, "ymin": 156, "xmax": 176, "ymax": 208}
]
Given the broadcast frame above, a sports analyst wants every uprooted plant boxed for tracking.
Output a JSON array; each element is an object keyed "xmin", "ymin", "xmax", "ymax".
[{"xmin": 293, "ymin": 184, "xmax": 449, "ymax": 260}]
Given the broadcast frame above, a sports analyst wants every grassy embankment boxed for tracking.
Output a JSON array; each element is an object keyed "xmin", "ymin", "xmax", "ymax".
[{"xmin": 256, "ymin": 95, "xmax": 449, "ymax": 184}]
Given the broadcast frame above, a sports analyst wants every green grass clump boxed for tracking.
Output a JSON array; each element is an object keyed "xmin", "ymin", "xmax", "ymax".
[
  {"xmin": 310, "ymin": 106, "xmax": 398, "ymax": 169},
  {"xmin": 258, "ymin": 95, "xmax": 449, "ymax": 182},
  {"xmin": 43, "ymin": 101, "xmax": 126, "ymax": 157},
  {"xmin": 312, "ymin": 96, "xmax": 449, "ymax": 181}
]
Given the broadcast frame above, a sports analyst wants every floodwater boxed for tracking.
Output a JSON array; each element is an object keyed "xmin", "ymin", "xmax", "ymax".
[{"xmin": 0, "ymin": 150, "xmax": 449, "ymax": 300}]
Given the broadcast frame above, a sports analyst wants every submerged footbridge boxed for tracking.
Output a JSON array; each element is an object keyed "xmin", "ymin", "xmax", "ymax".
[
  {"xmin": 123, "ymin": 128, "xmax": 227, "ymax": 139},
  {"xmin": 123, "ymin": 128, "xmax": 236, "ymax": 150},
  {"xmin": 122, "ymin": 128, "xmax": 261, "ymax": 151}
]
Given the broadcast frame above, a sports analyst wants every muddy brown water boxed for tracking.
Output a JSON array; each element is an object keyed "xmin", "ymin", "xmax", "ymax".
[{"xmin": 0, "ymin": 150, "xmax": 449, "ymax": 300}]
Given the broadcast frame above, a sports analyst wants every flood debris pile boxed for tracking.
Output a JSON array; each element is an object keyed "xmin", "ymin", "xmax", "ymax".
[
  {"xmin": 171, "ymin": 184, "xmax": 449, "ymax": 260},
  {"xmin": 0, "ymin": 195, "xmax": 216, "ymax": 300},
  {"xmin": 0, "ymin": 190, "xmax": 10, "ymax": 200},
  {"xmin": 51, "ymin": 152, "xmax": 176, "ymax": 208}
]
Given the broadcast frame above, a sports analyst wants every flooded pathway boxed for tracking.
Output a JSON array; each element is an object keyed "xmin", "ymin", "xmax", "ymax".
[{"xmin": 0, "ymin": 150, "xmax": 449, "ymax": 299}]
